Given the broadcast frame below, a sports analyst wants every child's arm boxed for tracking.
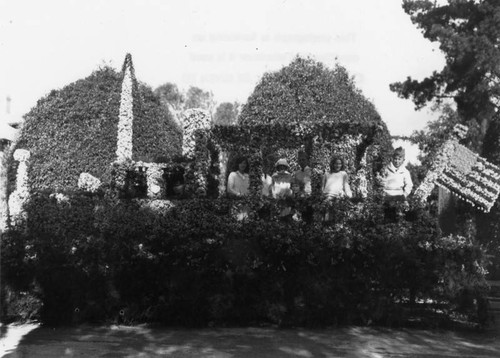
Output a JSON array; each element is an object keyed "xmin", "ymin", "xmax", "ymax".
[
  {"xmin": 270, "ymin": 174, "xmax": 277, "ymax": 198},
  {"xmin": 227, "ymin": 172, "xmax": 240, "ymax": 196},
  {"xmin": 304, "ymin": 167, "xmax": 312, "ymax": 195},
  {"xmin": 261, "ymin": 174, "xmax": 271, "ymax": 197},
  {"xmin": 378, "ymin": 167, "xmax": 388, "ymax": 188},
  {"xmin": 343, "ymin": 173, "xmax": 353, "ymax": 198},
  {"xmin": 321, "ymin": 173, "xmax": 327, "ymax": 194},
  {"xmin": 403, "ymin": 169, "xmax": 413, "ymax": 197}
]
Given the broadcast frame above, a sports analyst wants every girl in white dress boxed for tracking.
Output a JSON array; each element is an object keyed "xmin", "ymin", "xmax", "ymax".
[
  {"xmin": 227, "ymin": 156, "xmax": 250, "ymax": 220},
  {"xmin": 227, "ymin": 156, "xmax": 250, "ymax": 197},
  {"xmin": 322, "ymin": 156, "xmax": 352, "ymax": 222},
  {"xmin": 322, "ymin": 156, "xmax": 352, "ymax": 198}
]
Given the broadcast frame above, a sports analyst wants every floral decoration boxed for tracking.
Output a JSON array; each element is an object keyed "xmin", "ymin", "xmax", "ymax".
[
  {"xmin": 217, "ymin": 149, "xmax": 229, "ymax": 196},
  {"xmin": 452, "ymin": 123, "xmax": 468, "ymax": 140},
  {"xmin": 112, "ymin": 160, "xmax": 172, "ymax": 199},
  {"xmin": 414, "ymin": 125, "xmax": 500, "ymax": 212},
  {"xmin": 112, "ymin": 103, "xmax": 212, "ymax": 199},
  {"xmin": 8, "ymin": 149, "xmax": 31, "ymax": 228},
  {"xmin": 111, "ymin": 159, "xmax": 136, "ymax": 193},
  {"xmin": 353, "ymin": 152, "xmax": 369, "ymax": 198},
  {"xmin": 181, "ymin": 109, "xmax": 211, "ymax": 159},
  {"xmin": 49, "ymin": 192, "xmax": 70, "ymax": 205},
  {"xmin": 134, "ymin": 162, "xmax": 168, "ymax": 199},
  {"xmin": 116, "ymin": 54, "xmax": 136, "ymax": 162},
  {"xmin": 78, "ymin": 172, "xmax": 102, "ymax": 193},
  {"xmin": 13, "ymin": 149, "xmax": 30, "ymax": 162}
]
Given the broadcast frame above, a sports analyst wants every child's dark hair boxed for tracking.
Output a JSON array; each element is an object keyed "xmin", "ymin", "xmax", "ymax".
[
  {"xmin": 263, "ymin": 153, "xmax": 277, "ymax": 175},
  {"xmin": 329, "ymin": 156, "xmax": 345, "ymax": 172},
  {"xmin": 233, "ymin": 155, "xmax": 249, "ymax": 173},
  {"xmin": 297, "ymin": 150, "xmax": 307, "ymax": 160},
  {"xmin": 393, "ymin": 147, "xmax": 405, "ymax": 158}
]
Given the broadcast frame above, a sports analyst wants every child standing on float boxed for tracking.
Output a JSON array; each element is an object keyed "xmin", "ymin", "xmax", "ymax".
[
  {"xmin": 322, "ymin": 156, "xmax": 352, "ymax": 198},
  {"xmin": 227, "ymin": 156, "xmax": 250, "ymax": 220},
  {"xmin": 322, "ymin": 156, "xmax": 352, "ymax": 222},
  {"xmin": 292, "ymin": 150, "xmax": 312, "ymax": 196},
  {"xmin": 227, "ymin": 156, "xmax": 250, "ymax": 197},
  {"xmin": 271, "ymin": 158, "xmax": 294, "ymax": 198},
  {"xmin": 380, "ymin": 147, "xmax": 413, "ymax": 201},
  {"xmin": 379, "ymin": 147, "xmax": 413, "ymax": 221}
]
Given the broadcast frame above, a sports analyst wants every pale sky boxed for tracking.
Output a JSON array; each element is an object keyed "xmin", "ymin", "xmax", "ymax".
[{"xmin": 0, "ymin": 0, "xmax": 445, "ymax": 137}]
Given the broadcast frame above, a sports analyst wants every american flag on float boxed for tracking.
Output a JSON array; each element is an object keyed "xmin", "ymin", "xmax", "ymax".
[
  {"xmin": 434, "ymin": 141, "xmax": 500, "ymax": 213},
  {"xmin": 413, "ymin": 124, "xmax": 500, "ymax": 213}
]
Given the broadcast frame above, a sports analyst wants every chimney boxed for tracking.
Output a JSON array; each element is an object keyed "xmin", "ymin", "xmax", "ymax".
[{"xmin": 6, "ymin": 96, "xmax": 11, "ymax": 114}]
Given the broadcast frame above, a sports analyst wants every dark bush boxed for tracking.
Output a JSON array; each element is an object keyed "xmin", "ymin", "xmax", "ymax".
[{"xmin": 1, "ymin": 193, "xmax": 489, "ymax": 327}]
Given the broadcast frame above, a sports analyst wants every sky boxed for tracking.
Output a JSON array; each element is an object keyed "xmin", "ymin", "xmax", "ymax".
[{"xmin": 0, "ymin": 0, "xmax": 445, "ymax": 141}]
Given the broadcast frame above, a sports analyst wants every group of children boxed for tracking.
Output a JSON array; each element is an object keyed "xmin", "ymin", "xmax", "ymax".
[{"xmin": 227, "ymin": 146, "xmax": 413, "ymax": 214}]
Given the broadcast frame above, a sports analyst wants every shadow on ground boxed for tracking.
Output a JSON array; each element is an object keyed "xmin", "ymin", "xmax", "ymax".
[{"xmin": 2, "ymin": 324, "xmax": 500, "ymax": 357}]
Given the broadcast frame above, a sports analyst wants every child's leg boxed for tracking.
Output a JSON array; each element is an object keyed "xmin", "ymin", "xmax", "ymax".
[
  {"xmin": 302, "ymin": 204, "xmax": 313, "ymax": 224},
  {"xmin": 384, "ymin": 195, "xmax": 404, "ymax": 222},
  {"xmin": 324, "ymin": 198, "xmax": 334, "ymax": 223}
]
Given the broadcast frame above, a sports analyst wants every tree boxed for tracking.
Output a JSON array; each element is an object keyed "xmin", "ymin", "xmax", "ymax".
[
  {"xmin": 390, "ymin": 0, "xmax": 500, "ymax": 148},
  {"xmin": 154, "ymin": 84, "xmax": 215, "ymax": 122},
  {"xmin": 154, "ymin": 82, "xmax": 185, "ymax": 112},
  {"xmin": 154, "ymin": 82, "xmax": 185, "ymax": 126},
  {"xmin": 410, "ymin": 104, "xmax": 458, "ymax": 165},
  {"xmin": 213, "ymin": 102, "xmax": 240, "ymax": 126},
  {"xmin": 238, "ymin": 56, "xmax": 384, "ymax": 126},
  {"xmin": 184, "ymin": 86, "xmax": 215, "ymax": 114}
]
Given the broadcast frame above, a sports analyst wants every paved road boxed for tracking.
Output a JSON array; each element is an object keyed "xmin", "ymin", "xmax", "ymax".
[{"xmin": 1, "ymin": 323, "xmax": 500, "ymax": 357}]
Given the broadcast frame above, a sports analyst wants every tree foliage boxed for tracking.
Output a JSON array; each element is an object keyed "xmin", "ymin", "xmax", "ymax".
[
  {"xmin": 411, "ymin": 104, "xmax": 458, "ymax": 164},
  {"xmin": 213, "ymin": 102, "xmax": 240, "ymax": 126},
  {"xmin": 184, "ymin": 86, "xmax": 215, "ymax": 114},
  {"xmin": 393, "ymin": 0, "xmax": 500, "ymax": 172},
  {"xmin": 154, "ymin": 82, "xmax": 184, "ymax": 112},
  {"xmin": 154, "ymin": 83, "xmax": 215, "ymax": 122},
  {"xmin": 391, "ymin": 0, "xmax": 500, "ymax": 131},
  {"xmin": 238, "ymin": 56, "xmax": 385, "ymax": 127}
]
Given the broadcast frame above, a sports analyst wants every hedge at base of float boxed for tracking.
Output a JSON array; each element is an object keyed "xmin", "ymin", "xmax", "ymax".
[{"xmin": 1, "ymin": 191, "xmax": 489, "ymax": 326}]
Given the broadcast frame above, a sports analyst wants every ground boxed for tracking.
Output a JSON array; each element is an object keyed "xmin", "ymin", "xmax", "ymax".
[{"xmin": 1, "ymin": 323, "xmax": 500, "ymax": 357}]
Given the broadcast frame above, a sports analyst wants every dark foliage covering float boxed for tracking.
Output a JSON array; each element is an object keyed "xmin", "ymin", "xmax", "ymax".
[
  {"xmin": 1, "ymin": 193, "xmax": 489, "ymax": 327},
  {"xmin": 239, "ymin": 56, "xmax": 385, "ymax": 127},
  {"xmin": 10, "ymin": 66, "xmax": 181, "ymax": 193}
]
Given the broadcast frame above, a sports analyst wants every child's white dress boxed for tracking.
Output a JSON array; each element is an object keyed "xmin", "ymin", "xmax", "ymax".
[{"xmin": 322, "ymin": 171, "xmax": 352, "ymax": 198}]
